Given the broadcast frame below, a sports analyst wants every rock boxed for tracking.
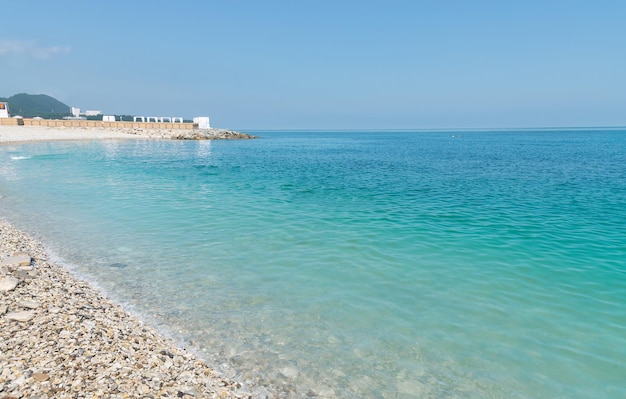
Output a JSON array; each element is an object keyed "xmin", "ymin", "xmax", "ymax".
[
  {"xmin": 1, "ymin": 254, "xmax": 32, "ymax": 267},
  {"xmin": 33, "ymin": 372, "xmax": 50, "ymax": 382},
  {"xmin": 14, "ymin": 374, "xmax": 27, "ymax": 386},
  {"xmin": 13, "ymin": 269, "xmax": 38, "ymax": 280},
  {"xmin": 281, "ymin": 366, "xmax": 299, "ymax": 379},
  {"xmin": 0, "ymin": 276, "xmax": 19, "ymax": 291},
  {"xmin": 0, "ymin": 304, "xmax": 6, "ymax": 314},
  {"xmin": 17, "ymin": 299, "xmax": 39, "ymax": 309},
  {"xmin": 5, "ymin": 310, "xmax": 35, "ymax": 322}
]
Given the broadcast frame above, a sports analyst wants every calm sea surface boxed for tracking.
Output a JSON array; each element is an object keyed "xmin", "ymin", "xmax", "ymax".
[{"xmin": 1, "ymin": 130, "xmax": 625, "ymax": 398}]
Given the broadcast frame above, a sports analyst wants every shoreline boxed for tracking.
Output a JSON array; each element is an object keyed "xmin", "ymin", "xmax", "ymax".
[
  {"xmin": 0, "ymin": 127, "xmax": 261, "ymax": 397},
  {"xmin": 0, "ymin": 219, "xmax": 253, "ymax": 398},
  {"xmin": 0, "ymin": 125, "xmax": 256, "ymax": 145}
]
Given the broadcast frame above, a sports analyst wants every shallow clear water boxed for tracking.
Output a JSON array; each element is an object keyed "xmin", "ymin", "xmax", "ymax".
[{"xmin": 1, "ymin": 130, "xmax": 625, "ymax": 398}]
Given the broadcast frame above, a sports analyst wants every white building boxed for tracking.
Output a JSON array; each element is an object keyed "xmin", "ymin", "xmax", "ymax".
[
  {"xmin": 85, "ymin": 110, "xmax": 102, "ymax": 116},
  {"xmin": 193, "ymin": 117, "xmax": 211, "ymax": 129},
  {"xmin": 70, "ymin": 107, "xmax": 81, "ymax": 117},
  {"xmin": 0, "ymin": 102, "xmax": 9, "ymax": 118}
]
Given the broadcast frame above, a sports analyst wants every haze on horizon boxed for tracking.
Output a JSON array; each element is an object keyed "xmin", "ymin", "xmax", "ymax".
[{"xmin": 1, "ymin": 1, "xmax": 625, "ymax": 130}]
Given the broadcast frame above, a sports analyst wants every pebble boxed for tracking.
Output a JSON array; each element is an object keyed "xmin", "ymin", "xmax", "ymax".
[
  {"xmin": 5, "ymin": 310, "xmax": 34, "ymax": 322},
  {"xmin": 0, "ymin": 254, "xmax": 32, "ymax": 267},
  {"xmin": 32, "ymin": 373, "xmax": 49, "ymax": 382},
  {"xmin": 17, "ymin": 299, "xmax": 39, "ymax": 309},
  {"xmin": 0, "ymin": 276, "xmax": 19, "ymax": 291}
]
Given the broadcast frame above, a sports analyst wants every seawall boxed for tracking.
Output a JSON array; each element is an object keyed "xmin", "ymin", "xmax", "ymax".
[{"xmin": 0, "ymin": 118, "xmax": 196, "ymax": 130}]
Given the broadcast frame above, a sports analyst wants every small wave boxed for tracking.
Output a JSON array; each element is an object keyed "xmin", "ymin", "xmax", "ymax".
[{"xmin": 10, "ymin": 156, "xmax": 31, "ymax": 160}]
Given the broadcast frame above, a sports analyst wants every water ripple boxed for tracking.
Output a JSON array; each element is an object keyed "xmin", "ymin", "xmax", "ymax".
[{"xmin": 0, "ymin": 131, "xmax": 625, "ymax": 398}]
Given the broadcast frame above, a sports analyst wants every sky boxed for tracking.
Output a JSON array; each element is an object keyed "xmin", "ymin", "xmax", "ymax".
[{"xmin": 1, "ymin": 1, "xmax": 625, "ymax": 129}]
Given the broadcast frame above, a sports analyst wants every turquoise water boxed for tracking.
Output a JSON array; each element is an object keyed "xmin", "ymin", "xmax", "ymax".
[{"xmin": 1, "ymin": 130, "xmax": 625, "ymax": 398}]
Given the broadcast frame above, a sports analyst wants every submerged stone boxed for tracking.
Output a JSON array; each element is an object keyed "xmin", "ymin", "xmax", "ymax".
[{"xmin": 108, "ymin": 262, "xmax": 128, "ymax": 269}]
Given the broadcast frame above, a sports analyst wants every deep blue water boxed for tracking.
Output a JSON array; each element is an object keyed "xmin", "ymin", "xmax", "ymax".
[{"xmin": 1, "ymin": 130, "xmax": 625, "ymax": 398}]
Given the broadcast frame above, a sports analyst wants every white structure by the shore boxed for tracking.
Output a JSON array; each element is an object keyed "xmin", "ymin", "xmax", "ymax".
[
  {"xmin": 193, "ymin": 117, "xmax": 210, "ymax": 129},
  {"xmin": 132, "ymin": 116, "xmax": 211, "ymax": 129},
  {"xmin": 133, "ymin": 116, "xmax": 184, "ymax": 123},
  {"xmin": 0, "ymin": 102, "xmax": 9, "ymax": 118},
  {"xmin": 71, "ymin": 107, "xmax": 102, "ymax": 117}
]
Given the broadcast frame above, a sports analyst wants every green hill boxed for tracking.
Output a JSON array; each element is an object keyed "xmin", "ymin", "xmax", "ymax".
[{"xmin": 0, "ymin": 93, "xmax": 71, "ymax": 119}]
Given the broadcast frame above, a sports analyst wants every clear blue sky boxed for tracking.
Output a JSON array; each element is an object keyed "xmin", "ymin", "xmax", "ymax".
[{"xmin": 1, "ymin": 1, "xmax": 625, "ymax": 129}]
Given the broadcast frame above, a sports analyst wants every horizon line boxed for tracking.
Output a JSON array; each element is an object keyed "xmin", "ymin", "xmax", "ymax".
[{"xmin": 236, "ymin": 125, "xmax": 626, "ymax": 132}]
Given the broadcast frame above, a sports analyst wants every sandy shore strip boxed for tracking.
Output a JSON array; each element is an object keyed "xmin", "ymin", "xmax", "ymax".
[
  {"xmin": 0, "ymin": 125, "xmax": 145, "ymax": 144},
  {"xmin": 0, "ymin": 125, "xmax": 256, "ymax": 144},
  {"xmin": 0, "ymin": 219, "xmax": 254, "ymax": 398}
]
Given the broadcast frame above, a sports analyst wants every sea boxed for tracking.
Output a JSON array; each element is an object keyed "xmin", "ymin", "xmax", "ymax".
[{"xmin": 0, "ymin": 129, "xmax": 625, "ymax": 398}]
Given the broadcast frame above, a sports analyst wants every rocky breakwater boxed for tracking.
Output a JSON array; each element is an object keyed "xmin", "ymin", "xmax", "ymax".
[
  {"xmin": 122, "ymin": 128, "xmax": 257, "ymax": 141},
  {"xmin": 169, "ymin": 129, "xmax": 257, "ymax": 140},
  {"xmin": 0, "ymin": 220, "xmax": 253, "ymax": 398}
]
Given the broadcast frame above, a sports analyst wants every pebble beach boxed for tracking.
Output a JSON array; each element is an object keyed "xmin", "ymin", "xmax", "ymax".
[{"xmin": 0, "ymin": 126, "xmax": 256, "ymax": 398}]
